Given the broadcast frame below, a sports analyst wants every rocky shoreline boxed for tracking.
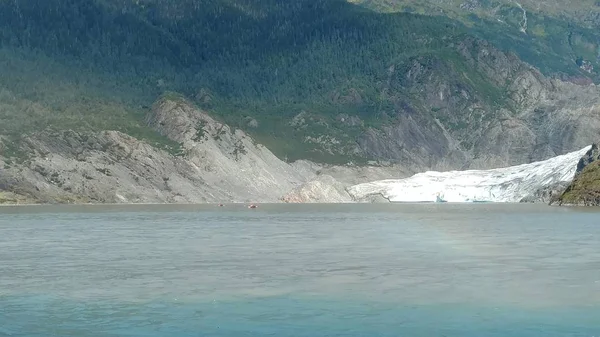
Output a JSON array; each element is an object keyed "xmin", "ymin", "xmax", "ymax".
[{"xmin": 551, "ymin": 144, "xmax": 600, "ymax": 206}]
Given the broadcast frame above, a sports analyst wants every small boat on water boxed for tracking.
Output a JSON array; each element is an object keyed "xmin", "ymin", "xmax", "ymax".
[
  {"xmin": 248, "ymin": 204, "xmax": 258, "ymax": 209},
  {"xmin": 435, "ymin": 193, "xmax": 447, "ymax": 203}
]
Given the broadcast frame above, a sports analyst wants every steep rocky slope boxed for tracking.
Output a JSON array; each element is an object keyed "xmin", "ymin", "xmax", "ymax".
[
  {"xmin": 1, "ymin": 0, "xmax": 600, "ymax": 205},
  {"xmin": 0, "ymin": 98, "xmax": 405, "ymax": 204},
  {"xmin": 281, "ymin": 175, "xmax": 353, "ymax": 203},
  {"xmin": 2, "ymin": 0, "xmax": 600, "ymax": 170},
  {"xmin": 354, "ymin": 0, "xmax": 600, "ymax": 29},
  {"xmin": 1, "ymin": 96, "xmax": 596, "ymax": 205},
  {"xmin": 553, "ymin": 144, "xmax": 600, "ymax": 206},
  {"xmin": 355, "ymin": 38, "xmax": 600, "ymax": 171},
  {"xmin": 353, "ymin": 0, "xmax": 600, "ymax": 103}
]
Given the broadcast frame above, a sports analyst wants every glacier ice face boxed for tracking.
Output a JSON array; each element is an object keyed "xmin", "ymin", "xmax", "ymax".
[{"xmin": 348, "ymin": 145, "xmax": 592, "ymax": 203}]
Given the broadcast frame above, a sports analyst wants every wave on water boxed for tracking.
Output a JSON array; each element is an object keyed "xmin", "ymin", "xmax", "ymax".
[{"xmin": 1, "ymin": 294, "xmax": 599, "ymax": 337}]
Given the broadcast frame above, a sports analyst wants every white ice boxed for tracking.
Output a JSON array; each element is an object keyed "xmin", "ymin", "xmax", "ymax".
[{"xmin": 348, "ymin": 145, "xmax": 592, "ymax": 203}]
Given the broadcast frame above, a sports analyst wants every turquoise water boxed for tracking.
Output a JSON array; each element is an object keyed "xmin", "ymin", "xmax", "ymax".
[{"xmin": 1, "ymin": 204, "xmax": 599, "ymax": 336}]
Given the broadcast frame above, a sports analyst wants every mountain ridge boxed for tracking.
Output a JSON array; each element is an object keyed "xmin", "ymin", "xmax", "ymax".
[
  {"xmin": 0, "ymin": 97, "xmax": 409, "ymax": 204},
  {"xmin": 1, "ymin": 96, "xmax": 594, "ymax": 205},
  {"xmin": 1, "ymin": 0, "xmax": 600, "ymax": 203}
]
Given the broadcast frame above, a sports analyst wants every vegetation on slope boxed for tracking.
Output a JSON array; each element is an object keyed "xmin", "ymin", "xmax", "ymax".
[
  {"xmin": 557, "ymin": 145, "xmax": 600, "ymax": 206},
  {"xmin": 355, "ymin": 0, "xmax": 600, "ymax": 82},
  {"xmin": 0, "ymin": 0, "xmax": 597, "ymax": 163},
  {"xmin": 558, "ymin": 161, "xmax": 600, "ymax": 206},
  {"xmin": 353, "ymin": 0, "xmax": 600, "ymax": 29}
]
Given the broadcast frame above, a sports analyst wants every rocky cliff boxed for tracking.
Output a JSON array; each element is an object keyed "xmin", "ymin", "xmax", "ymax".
[
  {"xmin": 2, "ymin": 0, "xmax": 600, "ymax": 205},
  {"xmin": 553, "ymin": 144, "xmax": 600, "ymax": 206},
  {"xmin": 355, "ymin": 39, "xmax": 600, "ymax": 172},
  {"xmin": 1, "ymin": 96, "xmax": 596, "ymax": 205},
  {"xmin": 0, "ymin": 98, "xmax": 405, "ymax": 204}
]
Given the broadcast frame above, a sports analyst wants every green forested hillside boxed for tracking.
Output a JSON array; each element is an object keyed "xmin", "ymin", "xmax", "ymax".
[
  {"xmin": 354, "ymin": 0, "xmax": 600, "ymax": 79},
  {"xmin": 354, "ymin": 0, "xmax": 600, "ymax": 28},
  {"xmin": 0, "ymin": 0, "xmax": 597, "ymax": 163}
]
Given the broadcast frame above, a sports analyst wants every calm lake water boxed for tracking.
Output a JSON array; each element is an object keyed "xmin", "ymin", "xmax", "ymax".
[{"xmin": 1, "ymin": 203, "xmax": 599, "ymax": 336}]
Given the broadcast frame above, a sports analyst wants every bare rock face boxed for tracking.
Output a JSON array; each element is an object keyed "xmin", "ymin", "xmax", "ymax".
[
  {"xmin": 147, "ymin": 98, "xmax": 309, "ymax": 202},
  {"xmin": 575, "ymin": 143, "xmax": 600, "ymax": 173},
  {"xmin": 0, "ymin": 98, "xmax": 407, "ymax": 204},
  {"xmin": 281, "ymin": 162, "xmax": 411, "ymax": 203},
  {"xmin": 357, "ymin": 38, "xmax": 600, "ymax": 171},
  {"xmin": 519, "ymin": 182, "xmax": 572, "ymax": 204},
  {"xmin": 552, "ymin": 143, "xmax": 600, "ymax": 206},
  {"xmin": 281, "ymin": 175, "xmax": 352, "ymax": 203},
  {"xmin": 4, "ymin": 99, "xmax": 312, "ymax": 203},
  {"xmin": 10, "ymin": 130, "xmax": 211, "ymax": 204}
]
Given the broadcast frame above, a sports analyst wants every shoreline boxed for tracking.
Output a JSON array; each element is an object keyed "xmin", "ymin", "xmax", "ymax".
[
  {"xmin": 2, "ymin": 202, "xmax": 599, "ymax": 214},
  {"xmin": 0, "ymin": 201, "xmax": 579, "ymax": 207}
]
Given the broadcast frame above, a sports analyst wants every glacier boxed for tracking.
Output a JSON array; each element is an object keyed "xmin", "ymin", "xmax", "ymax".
[{"xmin": 347, "ymin": 145, "xmax": 592, "ymax": 203}]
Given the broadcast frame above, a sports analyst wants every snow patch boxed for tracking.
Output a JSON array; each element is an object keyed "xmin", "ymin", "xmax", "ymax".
[{"xmin": 348, "ymin": 146, "xmax": 592, "ymax": 203}]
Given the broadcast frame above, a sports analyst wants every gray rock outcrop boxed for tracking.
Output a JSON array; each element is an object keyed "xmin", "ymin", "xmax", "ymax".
[
  {"xmin": 356, "ymin": 39, "xmax": 600, "ymax": 172},
  {"xmin": 519, "ymin": 182, "xmax": 572, "ymax": 204},
  {"xmin": 0, "ymin": 98, "xmax": 406, "ymax": 204},
  {"xmin": 281, "ymin": 175, "xmax": 352, "ymax": 203},
  {"xmin": 552, "ymin": 143, "xmax": 600, "ymax": 206}
]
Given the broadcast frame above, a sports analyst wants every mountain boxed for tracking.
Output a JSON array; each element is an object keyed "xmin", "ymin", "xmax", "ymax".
[
  {"xmin": 0, "ymin": 96, "xmax": 407, "ymax": 204},
  {"xmin": 1, "ymin": 0, "xmax": 600, "ymax": 203},
  {"xmin": 353, "ymin": 0, "xmax": 600, "ymax": 30},
  {"xmin": 354, "ymin": 0, "xmax": 600, "ymax": 81},
  {"xmin": 0, "ymin": 95, "xmax": 590, "ymax": 205}
]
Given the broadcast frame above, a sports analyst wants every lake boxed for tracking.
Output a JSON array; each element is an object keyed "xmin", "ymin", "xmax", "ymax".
[{"xmin": 1, "ymin": 203, "xmax": 599, "ymax": 336}]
